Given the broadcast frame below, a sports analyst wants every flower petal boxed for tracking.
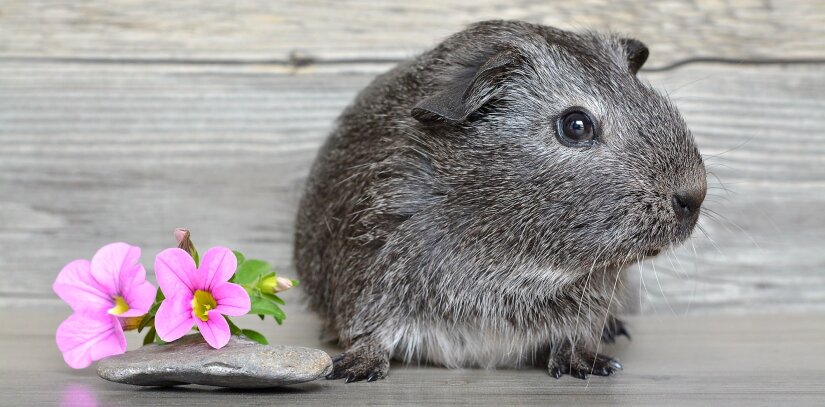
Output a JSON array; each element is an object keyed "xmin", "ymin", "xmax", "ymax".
[
  {"xmin": 198, "ymin": 247, "xmax": 237, "ymax": 290},
  {"xmin": 56, "ymin": 312, "xmax": 126, "ymax": 369},
  {"xmin": 53, "ymin": 259, "xmax": 112, "ymax": 314},
  {"xmin": 154, "ymin": 248, "xmax": 196, "ymax": 296},
  {"xmin": 212, "ymin": 282, "xmax": 251, "ymax": 316},
  {"xmin": 119, "ymin": 278, "xmax": 157, "ymax": 317},
  {"xmin": 196, "ymin": 312, "xmax": 231, "ymax": 349},
  {"xmin": 90, "ymin": 242, "xmax": 141, "ymax": 295},
  {"xmin": 154, "ymin": 293, "xmax": 195, "ymax": 342}
]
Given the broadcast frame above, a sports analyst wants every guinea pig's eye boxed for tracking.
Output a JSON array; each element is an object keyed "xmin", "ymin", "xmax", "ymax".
[{"xmin": 556, "ymin": 110, "xmax": 597, "ymax": 146}]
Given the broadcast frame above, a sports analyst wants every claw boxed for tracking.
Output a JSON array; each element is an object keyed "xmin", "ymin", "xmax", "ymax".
[
  {"xmin": 603, "ymin": 318, "xmax": 631, "ymax": 343},
  {"xmin": 617, "ymin": 326, "xmax": 631, "ymax": 340},
  {"xmin": 548, "ymin": 347, "xmax": 622, "ymax": 380}
]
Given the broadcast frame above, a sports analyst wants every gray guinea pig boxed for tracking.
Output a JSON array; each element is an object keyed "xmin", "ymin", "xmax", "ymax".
[{"xmin": 294, "ymin": 20, "xmax": 706, "ymax": 382}]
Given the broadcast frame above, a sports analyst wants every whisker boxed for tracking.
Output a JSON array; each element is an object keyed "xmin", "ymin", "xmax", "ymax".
[
  {"xmin": 638, "ymin": 256, "xmax": 645, "ymax": 313},
  {"xmin": 665, "ymin": 74, "xmax": 715, "ymax": 96},
  {"xmin": 571, "ymin": 246, "xmax": 606, "ymax": 370},
  {"xmin": 707, "ymin": 135, "xmax": 755, "ymax": 158},
  {"xmin": 686, "ymin": 238, "xmax": 700, "ymax": 314},
  {"xmin": 703, "ymin": 161, "xmax": 735, "ymax": 172},
  {"xmin": 695, "ymin": 223, "xmax": 724, "ymax": 255},
  {"xmin": 651, "ymin": 260, "xmax": 676, "ymax": 315},
  {"xmin": 586, "ymin": 253, "xmax": 629, "ymax": 388},
  {"xmin": 665, "ymin": 248, "xmax": 689, "ymax": 279},
  {"xmin": 706, "ymin": 171, "xmax": 733, "ymax": 196},
  {"xmin": 701, "ymin": 207, "xmax": 763, "ymax": 252}
]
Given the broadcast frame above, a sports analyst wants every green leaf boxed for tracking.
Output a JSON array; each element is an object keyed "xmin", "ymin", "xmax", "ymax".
[
  {"xmin": 241, "ymin": 329, "xmax": 268, "ymax": 345},
  {"xmin": 137, "ymin": 316, "xmax": 154, "ymax": 333},
  {"xmin": 250, "ymin": 296, "xmax": 286, "ymax": 324},
  {"xmin": 290, "ymin": 279, "xmax": 300, "ymax": 287},
  {"xmin": 153, "ymin": 331, "xmax": 166, "ymax": 345},
  {"xmin": 261, "ymin": 292, "xmax": 285, "ymax": 305},
  {"xmin": 234, "ymin": 259, "xmax": 271, "ymax": 285},
  {"xmin": 225, "ymin": 316, "xmax": 243, "ymax": 335},
  {"xmin": 139, "ymin": 289, "xmax": 165, "ymax": 333},
  {"xmin": 230, "ymin": 251, "xmax": 246, "ymax": 283},
  {"xmin": 143, "ymin": 327, "xmax": 156, "ymax": 346},
  {"xmin": 233, "ymin": 250, "xmax": 245, "ymax": 266},
  {"xmin": 147, "ymin": 289, "xmax": 165, "ymax": 316},
  {"xmin": 192, "ymin": 249, "xmax": 200, "ymax": 267}
]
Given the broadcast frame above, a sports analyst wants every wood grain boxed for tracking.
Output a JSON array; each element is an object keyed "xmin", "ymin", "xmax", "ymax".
[
  {"xmin": 1, "ymin": 0, "xmax": 824, "ymax": 69},
  {"xmin": 3, "ymin": 309, "xmax": 825, "ymax": 406},
  {"xmin": 1, "ymin": 61, "xmax": 823, "ymax": 314},
  {"xmin": 2, "ymin": 1, "xmax": 823, "ymax": 404}
]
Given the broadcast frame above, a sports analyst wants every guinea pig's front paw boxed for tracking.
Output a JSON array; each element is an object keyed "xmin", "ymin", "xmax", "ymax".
[
  {"xmin": 547, "ymin": 347, "xmax": 623, "ymax": 380},
  {"xmin": 326, "ymin": 344, "xmax": 390, "ymax": 383}
]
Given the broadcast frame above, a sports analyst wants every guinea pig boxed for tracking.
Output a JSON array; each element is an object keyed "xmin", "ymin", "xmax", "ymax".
[{"xmin": 294, "ymin": 20, "xmax": 706, "ymax": 382}]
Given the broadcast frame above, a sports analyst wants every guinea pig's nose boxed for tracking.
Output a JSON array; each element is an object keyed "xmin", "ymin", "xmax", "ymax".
[{"xmin": 671, "ymin": 189, "xmax": 704, "ymax": 222}]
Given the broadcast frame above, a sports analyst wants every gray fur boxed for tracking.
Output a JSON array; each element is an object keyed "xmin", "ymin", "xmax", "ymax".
[{"xmin": 293, "ymin": 20, "xmax": 706, "ymax": 382}]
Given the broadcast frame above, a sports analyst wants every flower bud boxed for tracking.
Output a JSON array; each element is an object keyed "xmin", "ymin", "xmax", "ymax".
[
  {"xmin": 259, "ymin": 275, "xmax": 294, "ymax": 293},
  {"xmin": 274, "ymin": 277, "xmax": 294, "ymax": 292},
  {"xmin": 174, "ymin": 228, "xmax": 198, "ymax": 260},
  {"xmin": 174, "ymin": 228, "xmax": 189, "ymax": 245}
]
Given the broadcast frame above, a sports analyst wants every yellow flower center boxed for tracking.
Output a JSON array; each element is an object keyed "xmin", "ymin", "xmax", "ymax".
[
  {"xmin": 192, "ymin": 290, "xmax": 217, "ymax": 322},
  {"xmin": 108, "ymin": 295, "xmax": 129, "ymax": 315}
]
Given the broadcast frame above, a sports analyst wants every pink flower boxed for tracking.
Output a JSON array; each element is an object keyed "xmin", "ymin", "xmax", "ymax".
[
  {"xmin": 154, "ymin": 246, "xmax": 251, "ymax": 349},
  {"xmin": 53, "ymin": 243, "xmax": 156, "ymax": 368}
]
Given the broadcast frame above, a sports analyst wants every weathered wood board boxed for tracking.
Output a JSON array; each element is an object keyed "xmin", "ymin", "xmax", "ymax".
[
  {"xmin": 3, "ymin": 309, "xmax": 825, "ymax": 406},
  {"xmin": 1, "ymin": 0, "xmax": 825, "ymax": 69},
  {"xmin": 2, "ymin": 1, "xmax": 824, "ymax": 405},
  {"xmin": 1, "ymin": 0, "xmax": 824, "ymax": 313},
  {"xmin": 1, "ymin": 60, "xmax": 823, "ymax": 313}
]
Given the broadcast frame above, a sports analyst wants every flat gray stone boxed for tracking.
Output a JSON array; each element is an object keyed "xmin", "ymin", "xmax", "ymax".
[{"xmin": 97, "ymin": 334, "xmax": 332, "ymax": 388}]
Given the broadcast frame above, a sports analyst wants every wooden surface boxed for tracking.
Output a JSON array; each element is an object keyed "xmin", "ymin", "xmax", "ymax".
[
  {"xmin": 0, "ymin": 308, "xmax": 825, "ymax": 407},
  {"xmin": 2, "ymin": 61, "xmax": 824, "ymax": 313},
  {"xmin": 2, "ymin": 308, "xmax": 825, "ymax": 406},
  {"xmin": 0, "ymin": 1, "xmax": 823, "ymax": 314},
  {"xmin": 2, "ymin": 0, "xmax": 825, "ymax": 69},
  {"xmin": 1, "ymin": 0, "xmax": 825, "ymax": 405}
]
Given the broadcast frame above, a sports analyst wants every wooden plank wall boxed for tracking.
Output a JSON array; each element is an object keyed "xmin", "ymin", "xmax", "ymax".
[{"xmin": 1, "ymin": 0, "xmax": 824, "ymax": 314}]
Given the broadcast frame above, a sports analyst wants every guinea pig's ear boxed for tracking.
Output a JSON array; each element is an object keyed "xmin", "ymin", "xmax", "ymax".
[
  {"xmin": 411, "ymin": 48, "xmax": 521, "ymax": 125},
  {"xmin": 619, "ymin": 38, "xmax": 649, "ymax": 75}
]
